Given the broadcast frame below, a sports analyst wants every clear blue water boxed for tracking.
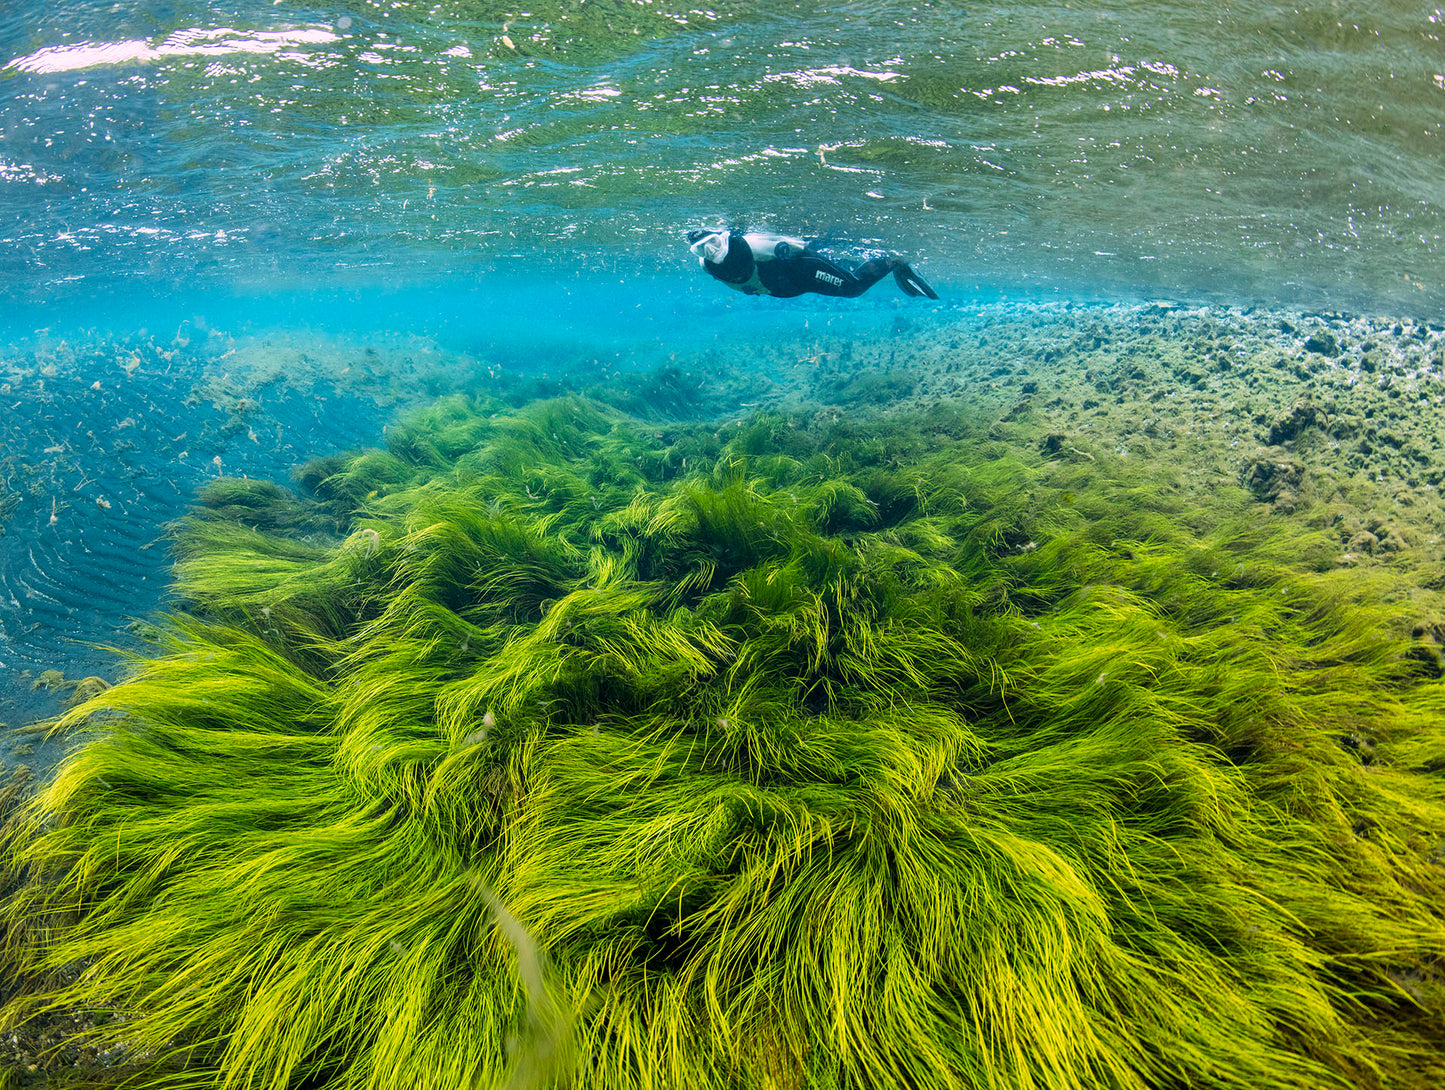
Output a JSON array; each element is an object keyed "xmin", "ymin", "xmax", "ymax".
[{"xmin": 1, "ymin": 0, "xmax": 1443, "ymax": 752}]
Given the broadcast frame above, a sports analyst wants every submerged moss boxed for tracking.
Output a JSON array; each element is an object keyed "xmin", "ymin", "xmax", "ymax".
[{"xmin": 3, "ymin": 396, "xmax": 1444, "ymax": 1089}]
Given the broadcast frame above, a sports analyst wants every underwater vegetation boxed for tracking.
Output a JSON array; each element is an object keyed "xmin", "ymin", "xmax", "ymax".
[{"xmin": 3, "ymin": 394, "xmax": 1445, "ymax": 1089}]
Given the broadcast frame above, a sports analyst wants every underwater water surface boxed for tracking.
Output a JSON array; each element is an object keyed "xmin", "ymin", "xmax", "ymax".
[{"xmin": 1, "ymin": 0, "xmax": 1442, "ymax": 309}]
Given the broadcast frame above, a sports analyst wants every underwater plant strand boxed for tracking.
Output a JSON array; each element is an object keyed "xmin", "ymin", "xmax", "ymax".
[{"xmin": 3, "ymin": 396, "xmax": 1444, "ymax": 1088}]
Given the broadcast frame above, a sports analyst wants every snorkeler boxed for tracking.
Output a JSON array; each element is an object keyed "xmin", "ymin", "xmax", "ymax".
[{"xmin": 687, "ymin": 229, "xmax": 939, "ymax": 300}]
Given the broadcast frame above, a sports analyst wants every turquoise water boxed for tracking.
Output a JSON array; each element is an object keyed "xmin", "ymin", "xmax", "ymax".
[
  {"xmin": 2, "ymin": 0, "xmax": 1442, "ymax": 311},
  {"xmin": 1, "ymin": 0, "xmax": 1443, "ymax": 750}
]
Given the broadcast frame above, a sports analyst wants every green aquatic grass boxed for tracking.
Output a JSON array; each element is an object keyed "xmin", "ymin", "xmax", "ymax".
[{"xmin": 4, "ymin": 397, "xmax": 1445, "ymax": 1089}]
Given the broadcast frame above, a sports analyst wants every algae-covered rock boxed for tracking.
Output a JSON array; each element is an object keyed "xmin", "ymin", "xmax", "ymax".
[
  {"xmin": 3, "ymin": 397, "xmax": 1444, "ymax": 1090},
  {"xmin": 26, "ymin": 669, "xmax": 64, "ymax": 692},
  {"xmin": 61, "ymin": 676, "xmax": 111, "ymax": 707},
  {"xmin": 1241, "ymin": 450, "xmax": 1304, "ymax": 504}
]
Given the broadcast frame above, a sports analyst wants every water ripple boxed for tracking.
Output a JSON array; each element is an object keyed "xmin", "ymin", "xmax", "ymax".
[{"xmin": 0, "ymin": 0, "xmax": 1440, "ymax": 311}]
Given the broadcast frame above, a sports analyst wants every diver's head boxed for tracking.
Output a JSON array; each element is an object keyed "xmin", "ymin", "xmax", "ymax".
[{"xmin": 687, "ymin": 229, "xmax": 730, "ymax": 263}]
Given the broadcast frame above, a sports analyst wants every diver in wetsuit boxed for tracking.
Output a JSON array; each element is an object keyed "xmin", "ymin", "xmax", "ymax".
[{"xmin": 687, "ymin": 228, "xmax": 939, "ymax": 300}]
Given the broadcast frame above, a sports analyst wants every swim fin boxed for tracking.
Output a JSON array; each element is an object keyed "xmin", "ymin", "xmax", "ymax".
[{"xmin": 894, "ymin": 263, "xmax": 939, "ymax": 299}]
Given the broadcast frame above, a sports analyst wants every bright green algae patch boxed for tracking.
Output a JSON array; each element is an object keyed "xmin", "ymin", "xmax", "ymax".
[{"xmin": 4, "ymin": 396, "xmax": 1445, "ymax": 1089}]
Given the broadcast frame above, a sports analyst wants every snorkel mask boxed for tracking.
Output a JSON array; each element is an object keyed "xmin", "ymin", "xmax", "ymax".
[{"xmin": 687, "ymin": 229, "xmax": 730, "ymax": 264}]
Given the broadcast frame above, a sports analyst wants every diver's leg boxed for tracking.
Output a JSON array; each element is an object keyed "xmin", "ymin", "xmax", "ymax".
[
  {"xmin": 758, "ymin": 254, "xmax": 928, "ymax": 299},
  {"xmin": 840, "ymin": 256, "xmax": 897, "ymax": 296},
  {"xmin": 761, "ymin": 255, "xmax": 891, "ymax": 298},
  {"xmin": 841, "ymin": 256, "xmax": 940, "ymax": 299}
]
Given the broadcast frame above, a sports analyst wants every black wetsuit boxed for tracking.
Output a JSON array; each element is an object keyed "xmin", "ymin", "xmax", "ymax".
[{"xmin": 694, "ymin": 231, "xmax": 938, "ymax": 300}]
